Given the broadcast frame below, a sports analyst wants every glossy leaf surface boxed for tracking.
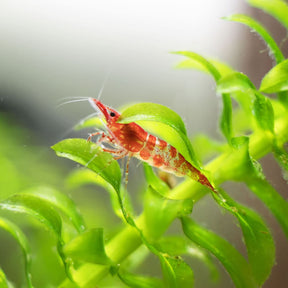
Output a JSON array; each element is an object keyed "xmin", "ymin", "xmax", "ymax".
[
  {"xmin": 181, "ymin": 217, "xmax": 257, "ymax": 288},
  {"xmin": 213, "ymin": 191, "xmax": 275, "ymax": 285},
  {"xmin": 52, "ymin": 139, "xmax": 122, "ymax": 193}
]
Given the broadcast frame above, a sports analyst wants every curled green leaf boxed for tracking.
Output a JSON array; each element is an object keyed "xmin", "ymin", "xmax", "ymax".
[
  {"xmin": 225, "ymin": 14, "xmax": 284, "ymax": 64},
  {"xmin": 22, "ymin": 186, "xmax": 86, "ymax": 233},
  {"xmin": 181, "ymin": 217, "xmax": 257, "ymax": 288},
  {"xmin": 248, "ymin": 0, "xmax": 288, "ymax": 30},
  {"xmin": 173, "ymin": 51, "xmax": 221, "ymax": 81},
  {"xmin": 0, "ymin": 217, "xmax": 32, "ymax": 288},
  {"xmin": 0, "ymin": 194, "xmax": 62, "ymax": 237},
  {"xmin": 176, "ymin": 58, "xmax": 234, "ymax": 77},
  {"xmin": 213, "ymin": 191, "xmax": 275, "ymax": 285}
]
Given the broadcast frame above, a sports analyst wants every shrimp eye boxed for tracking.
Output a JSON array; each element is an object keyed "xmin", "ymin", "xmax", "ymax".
[{"xmin": 110, "ymin": 112, "xmax": 115, "ymax": 117}]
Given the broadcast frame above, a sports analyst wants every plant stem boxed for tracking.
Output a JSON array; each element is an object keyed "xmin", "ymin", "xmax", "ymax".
[{"xmin": 60, "ymin": 110, "xmax": 288, "ymax": 288}]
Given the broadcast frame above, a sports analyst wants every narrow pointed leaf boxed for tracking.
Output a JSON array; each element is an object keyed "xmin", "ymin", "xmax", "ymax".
[
  {"xmin": 246, "ymin": 178, "xmax": 288, "ymax": 239},
  {"xmin": 260, "ymin": 60, "xmax": 288, "ymax": 93},
  {"xmin": 0, "ymin": 217, "xmax": 32, "ymax": 288},
  {"xmin": 118, "ymin": 269, "xmax": 162, "ymax": 288},
  {"xmin": 174, "ymin": 51, "xmax": 234, "ymax": 143},
  {"xmin": 222, "ymin": 137, "xmax": 288, "ymax": 239},
  {"xmin": 173, "ymin": 51, "xmax": 221, "ymax": 81},
  {"xmin": 225, "ymin": 14, "xmax": 284, "ymax": 64},
  {"xmin": 181, "ymin": 217, "xmax": 257, "ymax": 288},
  {"xmin": 64, "ymin": 228, "xmax": 112, "ymax": 265},
  {"xmin": 213, "ymin": 191, "xmax": 275, "ymax": 285},
  {"xmin": 220, "ymin": 93, "xmax": 233, "ymax": 142},
  {"xmin": 248, "ymin": 0, "xmax": 288, "ymax": 30},
  {"xmin": 253, "ymin": 92, "xmax": 274, "ymax": 133},
  {"xmin": 176, "ymin": 58, "xmax": 234, "ymax": 77},
  {"xmin": 52, "ymin": 138, "xmax": 121, "ymax": 193},
  {"xmin": 159, "ymin": 255, "xmax": 194, "ymax": 288}
]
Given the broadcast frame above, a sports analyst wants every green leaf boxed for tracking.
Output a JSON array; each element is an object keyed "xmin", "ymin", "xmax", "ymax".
[
  {"xmin": 159, "ymin": 255, "xmax": 194, "ymax": 288},
  {"xmin": 246, "ymin": 178, "xmax": 288, "ymax": 239},
  {"xmin": 143, "ymin": 187, "xmax": 193, "ymax": 239},
  {"xmin": 217, "ymin": 72, "xmax": 255, "ymax": 93},
  {"xmin": 74, "ymin": 117, "xmax": 105, "ymax": 131},
  {"xmin": 213, "ymin": 191, "xmax": 275, "ymax": 285},
  {"xmin": 181, "ymin": 217, "xmax": 257, "ymax": 288},
  {"xmin": 247, "ymin": 0, "xmax": 288, "ymax": 30},
  {"xmin": 174, "ymin": 51, "xmax": 234, "ymax": 143},
  {"xmin": 225, "ymin": 14, "xmax": 285, "ymax": 64},
  {"xmin": 0, "ymin": 269, "xmax": 9, "ymax": 288},
  {"xmin": 253, "ymin": 92, "xmax": 274, "ymax": 133},
  {"xmin": 176, "ymin": 58, "xmax": 234, "ymax": 77},
  {"xmin": 0, "ymin": 194, "xmax": 75, "ymax": 280},
  {"xmin": 64, "ymin": 228, "xmax": 112, "ymax": 265},
  {"xmin": 156, "ymin": 236, "xmax": 219, "ymax": 282},
  {"xmin": 142, "ymin": 163, "xmax": 170, "ymax": 197},
  {"xmin": 0, "ymin": 217, "xmax": 32, "ymax": 288},
  {"xmin": 118, "ymin": 102, "xmax": 187, "ymax": 136},
  {"xmin": 220, "ymin": 93, "xmax": 233, "ymax": 142},
  {"xmin": 216, "ymin": 72, "xmax": 256, "ymax": 116},
  {"xmin": 52, "ymin": 139, "xmax": 136, "ymax": 227},
  {"xmin": 220, "ymin": 137, "xmax": 288, "ymax": 239},
  {"xmin": 52, "ymin": 138, "xmax": 122, "ymax": 193},
  {"xmin": 118, "ymin": 269, "xmax": 162, "ymax": 288},
  {"xmin": 173, "ymin": 51, "xmax": 221, "ymax": 81},
  {"xmin": 22, "ymin": 186, "xmax": 86, "ymax": 233},
  {"xmin": 260, "ymin": 60, "xmax": 288, "ymax": 93},
  {"xmin": 118, "ymin": 102, "xmax": 200, "ymax": 167},
  {"xmin": 0, "ymin": 194, "xmax": 62, "ymax": 238}
]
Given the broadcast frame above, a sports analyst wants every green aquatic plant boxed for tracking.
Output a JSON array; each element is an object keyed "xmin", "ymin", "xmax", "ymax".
[{"xmin": 1, "ymin": 0, "xmax": 288, "ymax": 287}]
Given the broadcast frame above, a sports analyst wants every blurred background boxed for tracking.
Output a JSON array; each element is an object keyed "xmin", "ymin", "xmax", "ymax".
[{"xmin": 0, "ymin": 0, "xmax": 287, "ymax": 287}]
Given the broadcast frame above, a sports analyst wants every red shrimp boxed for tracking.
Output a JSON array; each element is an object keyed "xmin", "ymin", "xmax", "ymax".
[{"xmin": 88, "ymin": 98, "xmax": 216, "ymax": 192}]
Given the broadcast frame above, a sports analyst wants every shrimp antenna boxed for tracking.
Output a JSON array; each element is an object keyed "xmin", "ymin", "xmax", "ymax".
[
  {"xmin": 97, "ymin": 69, "xmax": 112, "ymax": 101},
  {"xmin": 56, "ymin": 97, "xmax": 89, "ymax": 109}
]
